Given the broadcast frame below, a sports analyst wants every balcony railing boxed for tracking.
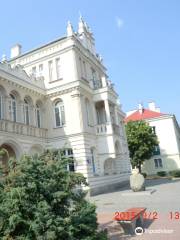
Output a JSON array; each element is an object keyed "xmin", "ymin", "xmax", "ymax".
[
  {"xmin": 92, "ymin": 79, "xmax": 103, "ymax": 90},
  {"xmin": 96, "ymin": 123, "xmax": 121, "ymax": 136},
  {"xmin": 0, "ymin": 119, "xmax": 47, "ymax": 138},
  {"xmin": 96, "ymin": 124, "xmax": 107, "ymax": 134}
]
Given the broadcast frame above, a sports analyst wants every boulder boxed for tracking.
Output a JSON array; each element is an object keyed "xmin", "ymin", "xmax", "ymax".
[{"xmin": 130, "ymin": 169, "xmax": 145, "ymax": 192}]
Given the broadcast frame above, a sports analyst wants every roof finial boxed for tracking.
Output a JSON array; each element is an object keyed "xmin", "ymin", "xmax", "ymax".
[
  {"xmin": 79, "ymin": 10, "xmax": 83, "ymax": 21},
  {"xmin": 67, "ymin": 20, "xmax": 74, "ymax": 37},
  {"xmin": 78, "ymin": 12, "xmax": 86, "ymax": 34},
  {"xmin": 1, "ymin": 54, "xmax": 7, "ymax": 63}
]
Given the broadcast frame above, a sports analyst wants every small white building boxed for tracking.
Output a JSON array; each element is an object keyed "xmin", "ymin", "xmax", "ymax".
[
  {"xmin": 0, "ymin": 17, "xmax": 131, "ymax": 195},
  {"xmin": 126, "ymin": 102, "xmax": 180, "ymax": 175}
]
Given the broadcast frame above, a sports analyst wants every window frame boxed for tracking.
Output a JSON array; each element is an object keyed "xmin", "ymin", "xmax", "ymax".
[
  {"xmin": 35, "ymin": 104, "xmax": 41, "ymax": 128},
  {"xmin": 154, "ymin": 158, "xmax": 163, "ymax": 168},
  {"xmin": 9, "ymin": 94, "xmax": 17, "ymax": 122},
  {"xmin": 55, "ymin": 58, "xmax": 62, "ymax": 80},
  {"xmin": 39, "ymin": 64, "xmax": 43, "ymax": 77},
  {"xmin": 54, "ymin": 100, "xmax": 65, "ymax": 128},
  {"xmin": 62, "ymin": 148, "xmax": 75, "ymax": 172}
]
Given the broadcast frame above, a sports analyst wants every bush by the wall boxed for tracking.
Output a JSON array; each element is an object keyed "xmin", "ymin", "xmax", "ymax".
[
  {"xmin": 141, "ymin": 172, "xmax": 147, "ymax": 178},
  {"xmin": 169, "ymin": 170, "xmax": 180, "ymax": 178},
  {"xmin": 157, "ymin": 171, "xmax": 167, "ymax": 177}
]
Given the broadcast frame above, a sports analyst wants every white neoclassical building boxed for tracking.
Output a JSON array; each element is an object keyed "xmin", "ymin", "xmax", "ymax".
[{"xmin": 0, "ymin": 17, "xmax": 131, "ymax": 195}]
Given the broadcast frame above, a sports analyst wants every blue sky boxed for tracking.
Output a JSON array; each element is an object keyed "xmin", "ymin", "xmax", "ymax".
[{"xmin": 1, "ymin": 0, "xmax": 180, "ymax": 120}]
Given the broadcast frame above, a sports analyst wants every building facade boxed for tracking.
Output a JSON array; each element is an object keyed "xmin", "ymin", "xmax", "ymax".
[
  {"xmin": 126, "ymin": 102, "xmax": 180, "ymax": 175},
  {"xmin": 0, "ymin": 18, "xmax": 131, "ymax": 195}
]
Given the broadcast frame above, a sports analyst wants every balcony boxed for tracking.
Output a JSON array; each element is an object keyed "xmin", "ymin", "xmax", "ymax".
[
  {"xmin": 96, "ymin": 124, "xmax": 107, "ymax": 134},
  {"xmin": 92, "ymin": 79, "xmax": 103, "ymax": 90},
  {"xmin": 92, "ymin": 79, "xmax": 115, "ymax": 91},
  {"xmin": 0, "ymin": 119, "xmax": 47, "ymax": 138},
  {"xmin": 96, "ymin": 123, "xmax": 121, "ymax": 136},
  {"xmin": 112, "ymin": 123, "xmax": 120, "ymax": 136}
]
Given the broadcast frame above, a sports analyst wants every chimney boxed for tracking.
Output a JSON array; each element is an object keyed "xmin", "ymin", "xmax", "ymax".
[
  {"xmin": 148, "ymin": 101, "xmax": 160, "ymax": 112},
  {"xmin": 10, "ymin": 44, "xmax": 22, "ymax": 59},
  {"xmin": 138, "ymin": 103, "xmax": 144, "ymax": 114}
]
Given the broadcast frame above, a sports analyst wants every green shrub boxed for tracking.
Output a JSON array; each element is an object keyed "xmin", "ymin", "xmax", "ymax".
[
  {"xmin": 169, "ymin": 170, "xmax": 180, "ymax": 178},
  {"xmin": 142, "ymin": 172, "xmax": 147, "ymax": 178},
  {"xmin": 157, "ymin": 171, "xmax": 167, "ymax": 177},
  {"xmin": 0, "ymin": 149, "xmax": 107, "ymax": 240}
]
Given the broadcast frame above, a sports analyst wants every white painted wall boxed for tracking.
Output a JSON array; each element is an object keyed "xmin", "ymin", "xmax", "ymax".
[
  {"xmin": 0, "ymin": 19, "xmax": 131, "ymax": 195},
  {"xmin": 142, "ymin": 116, "xmax": 180, "ymax": 174}
]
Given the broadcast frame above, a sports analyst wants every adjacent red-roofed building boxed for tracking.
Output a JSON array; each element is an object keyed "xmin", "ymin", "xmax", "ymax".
[
  {"xmin": 125, "ymin": 109, "xmax": 165, "ymax": 122},
  {"xmin": 125, "ymin": 102, "xmax": 180, "ymax": 175}
]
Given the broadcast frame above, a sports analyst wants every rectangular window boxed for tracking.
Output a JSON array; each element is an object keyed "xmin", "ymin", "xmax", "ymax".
[
  {"xmin": 60, "ymin": 105, "xmax": 65, "ymax": 125},
  {"xmin": 32, "ymin": 66, "xmax": 36, "ymax": 77},
  {"xmin": 153, "ymin": 145, "xmax": 160, "ymax": 155},
  {"xmin": 91, "ymin": 68, "xmax": 101, "ymax": 89},
  {"xmin": 154, "ymin": 158, "xmax": 163, "ymax": 168},
  {"xmin": 82, "ymin": 61, "xmax": 87, "ymax": 79},
  {"xmin": 56, "ymin": 58, "xmax": 62, "ymax": 79},
  {"xmin": 62, "ymin": 149, "xmax": 75, "ymax": 172},
  {"xmin": 39, "ymin": 64, "xmax": 43, "ymax": 77},
  {"xmin": 152, "ymin": 126, "xmax": 156, "ymax": 134},
  {"xmin": 48, "ymin": 60, "xmax": 53, "ymax": 81}
]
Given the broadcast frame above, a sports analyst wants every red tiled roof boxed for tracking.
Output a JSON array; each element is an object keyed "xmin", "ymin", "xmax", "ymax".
[{"xmin": 125, "ymin": 109, "xmax": 165, "ymax": 122}]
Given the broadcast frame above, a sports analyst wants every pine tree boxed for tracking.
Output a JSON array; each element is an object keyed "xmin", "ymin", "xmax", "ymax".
[{"xmin": 0, "ymin": 149, "xmax": 107, "ymax": 240}]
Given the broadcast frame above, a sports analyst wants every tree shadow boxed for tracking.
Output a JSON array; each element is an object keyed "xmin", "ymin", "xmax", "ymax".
[
  {"xmin": 145, "ymin": 178, "xmax": 180, "ymax": 187},
  {"xmin": 99, "ymin": 218, "xmax": 155, "ymax": 240}
]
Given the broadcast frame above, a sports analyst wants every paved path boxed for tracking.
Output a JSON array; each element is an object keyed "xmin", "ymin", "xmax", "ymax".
[{"xmin": 89, "ymin": 178, "xmax": 180, "ymax": 239}]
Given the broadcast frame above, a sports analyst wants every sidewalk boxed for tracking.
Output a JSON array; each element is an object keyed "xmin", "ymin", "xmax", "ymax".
[{"xmin": 89, "ymin": 179, "xmax": 180, "ymax": 239}]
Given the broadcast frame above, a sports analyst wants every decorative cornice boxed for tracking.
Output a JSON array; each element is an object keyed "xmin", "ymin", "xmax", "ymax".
[{"xmin": 46, "ymin": 86, "xmax": 81, "ymax": 98}]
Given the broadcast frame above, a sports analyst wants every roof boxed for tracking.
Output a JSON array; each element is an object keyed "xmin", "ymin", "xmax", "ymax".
[
  {"xmin": 125, "ymin": 109, "xmax": 166, "ymax": 122},
  {"xmin": 9, "ymin": 36, "xmax": 67, "ymax": 62}
]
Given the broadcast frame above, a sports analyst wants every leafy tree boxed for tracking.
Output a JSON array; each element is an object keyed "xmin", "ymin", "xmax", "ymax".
[
  {"xmin": 0, "ymin": 149, "xmax": 107, "ymax": 240},
  {"xmin": 125, "ymin": 121, "xmax": 158, "ymax": 173}
]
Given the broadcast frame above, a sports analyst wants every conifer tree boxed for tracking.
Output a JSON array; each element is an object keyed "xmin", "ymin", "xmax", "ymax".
[{"xmin": 0, "ymin": 149, "xmax": 107, "ymax": 240}]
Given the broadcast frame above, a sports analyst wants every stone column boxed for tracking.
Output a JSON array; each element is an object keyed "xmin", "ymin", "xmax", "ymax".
[
  {"xmin": 71, "ymin": 90, "xmax": 85, "ymax": 132},
  {"xmin": 92, "ymin": 103, "xmax": 97, "ymax": 126},
  {"xmin": 114, "ymin": 106, "xmax": 119, "ymax": 125},
  {"xmin": 30, "ymin": 105, "xmax": 36, "ymax": 126},
  {"xmin": 19, "ymin": 100, "xmax": 25, "ymax": 123},
  {"xmin": 104, "ymin": 99, "xmax": 111, "ymax": 123},
  {"xmin": 101, "ymin": 76, "xmax": 107, "ymax": 87}
]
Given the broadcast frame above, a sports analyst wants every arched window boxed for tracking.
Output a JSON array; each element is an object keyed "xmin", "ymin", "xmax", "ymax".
[
  {"xmin": 9, "ymin": 94, "xmax": 16, "ymax": 122},
  {"xmin": 23, "ymin": 98, "xmax": 30, "ymax": 125},
  {"xmin": 35, "ymin": 103, "xmax": 41, "ymax": 128},
  {"xmin": 54, "ymin": 99, "xmax": 65, "ymax": 127}
]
